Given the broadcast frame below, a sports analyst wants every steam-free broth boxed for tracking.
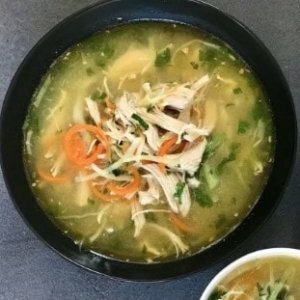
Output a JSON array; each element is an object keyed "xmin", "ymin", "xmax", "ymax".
[{"xmin": 23, "ymin": 23, "xmax": 274, "ymax": 262}]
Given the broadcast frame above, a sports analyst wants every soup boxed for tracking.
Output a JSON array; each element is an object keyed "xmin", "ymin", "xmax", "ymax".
[
  {"xmin": 23, "ymin": 23, "xmax": 274, "ymax": 262},
  {"xmin": 208, "ymin": 255, "xmax": 300, "ymax": 299}
]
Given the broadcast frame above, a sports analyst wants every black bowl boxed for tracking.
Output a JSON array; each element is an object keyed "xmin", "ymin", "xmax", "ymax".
[{"xmin": 0, "ymin": 0, "xmax": 297, "ymax": 281}]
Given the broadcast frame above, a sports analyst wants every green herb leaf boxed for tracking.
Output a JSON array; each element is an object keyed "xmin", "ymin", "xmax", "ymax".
[
  {"xmin": 112, "ymin": 169, "xmax": 124, "ymax": 176},
  {"xmin": 87, "ymin": 198, "xmax": 95, "ymax": 205},
  {"xmin": 131, "ymin": 113, "xmax": 149, "ymax": 130},
  {"xmin": 91, "ymin": 90, "xmax": 107, "ymax": 101},
  {"xmin": 247, "ymin": 74, "xmax": 259, "ymax": 87},
  {"xmin": 86, "ymin": 67, "xmax": 95, "ymax": 76},
  {"xmin": 95, "ymin": 44, "xmax": 115, "ymax": 67},
  {"xmin": 237, "ymin": 120, "xmax": 250, "ymax": 134},
  {"xmin": 174, "ymin": 181, "xmax": 186, "ymax": 203},
  {"xmin": 214, "ymin": 214, "xmax": 226, "ymax": 229},
  {"xmin": 233, "ymin": 87, "xmax": 243, "ymax": 94},
  {"xmin": 208, "ymin": 289, "xmax": 227, "ymax": 300},
  {"xmin": 202, "ymin": 134, "xmax": 226, "ymax": 162},
  {"xmin": 199, "ymin": 48, "xmax": 217, "ymax": 62},
  {"xmin": 193, "ymin": 189, "xmax": 214, "ymax": 208},
  {"xmin": 190, "ymin": 61, "xmax": 199, "ymax": 69},
  {"xmin": 146, "ymin": 104, "xmax": 155, "ymax": 112},
  {"xmin": 155, "ymin": 47, "xmax": 171, "ymax": 68},
  {"xmin": 225, "ymin": 103, "xmax": 235, "ymax": 107},
  {"xmin": 181, "ymin": 131, "xmax": 188, "ymax": 139},
  {"xmin": 145, "ymin": 212, "xmax": 157, "ymax": 223},
  {"xmin": 216, "ymin": 143, "xmax": 240, "ymax": 174}
]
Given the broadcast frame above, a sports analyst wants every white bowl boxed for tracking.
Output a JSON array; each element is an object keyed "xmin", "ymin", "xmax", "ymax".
[{"xmin": 200, "ymin": 248, "xmax": 300, "ymax": 300}]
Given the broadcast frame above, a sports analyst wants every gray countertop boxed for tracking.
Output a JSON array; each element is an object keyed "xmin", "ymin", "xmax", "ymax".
[{"xmin": 0, "ymin": 1, "xmax": 299, "ymax": 299}]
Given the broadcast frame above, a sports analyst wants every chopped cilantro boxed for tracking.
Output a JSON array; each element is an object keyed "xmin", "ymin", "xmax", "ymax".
[
  {"xmin": 86, "ymin": 67, "xmax": 94, "ymax": 76},
  {"xmin": 87, "ymin": 198, "xmax": 95, "ymax": 205},
  {"xmin": 225, "ymin": 103, "xmax": 235, "ymax": 107},
  {"xmin": 173, "ymin": 181, "xmax": 186, "ymax": 203},
  {"xmin": 91, "ymin": 90, "xmax": 107, "ymax": 101},
  {"xmin": 214, "ymin": 214, "xmax": 226, "ymax": 229},
  {"xmin": 199, "ymin": 48, "xmax": 217, "ymax": 62},
  {"xmin": 237, "ymin": 120, "xmax": 250, "ymax": 134},
  {"xmin": 192, "ymin": 189, "xmax": 214, "ymax": 208},
  {"xmin": 199, "ymin": 48, "xmax": 219, "ymax": 71},
  {"xmin": 233, "ymin": 87, "xmax": 243, "ymax": 94},
  {"xmin": 247, "ymin": 74, "xmax": 259, "ymax": 87},
  {"xmin": 202, "ymin": 134, "xmax": 225, "ymax": 161},
  {"xmin": 145, "ymin": 212, "xmax": 157, "ymax": 223},
  {"xmin": 216, "ymin": 143, "xmax": 240, "ymax": 174},
  {"xmin": 199, "ymin": 45, "xmax": 242, "ymax": 72},
  {"xmin": 190, "ymin": 61, "xmax": 199, "ymax": 69},
  {"xmin": 208, "ymin": 289, "xmax": 227, "ymax": 300},
  {"xmin": 112, "ymin": 169, "xmax": 124, "ymax": 176},
  {"xmin": 131, "ymin": 113, "xmax": 149, "ymax": 130},
  {"xmin": 155, "ymin": 47, "xmax": 171, "ymax": 68},
  {"xmin": 95, "ymin": 44, "xmax": 115, "ymax": 67},
  {"xmin": 181, "ymin": 131, "xmax": 188, "ymax": 139},
  {"xmin": 146, "ymin": 104, "xmax": 155, "ymax": 112}
]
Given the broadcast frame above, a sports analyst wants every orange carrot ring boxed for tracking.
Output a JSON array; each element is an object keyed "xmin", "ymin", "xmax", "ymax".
[{"xmin": 107, "ymin": 166, "xmax": 141, "ymax": 196}]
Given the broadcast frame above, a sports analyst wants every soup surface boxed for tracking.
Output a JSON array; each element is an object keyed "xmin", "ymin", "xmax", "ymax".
[
  {"xmin": 208, "ymin": 256, "xmax": 300, "ymax": 299},
  {"xmin": 23, "ymin": 23, "xmax": 274, "ymax": 262}
]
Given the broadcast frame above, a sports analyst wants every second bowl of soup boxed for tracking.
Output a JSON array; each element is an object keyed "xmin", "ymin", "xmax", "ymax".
[{"xmin": 200, "ymin": 248, "xmax": 300, "ymax": 300}]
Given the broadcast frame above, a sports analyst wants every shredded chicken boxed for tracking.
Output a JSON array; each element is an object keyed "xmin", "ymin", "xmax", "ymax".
[
  {"xmin": 80, "ymin": 76, "xmax": 212, "ymax": 223},
  {"xmin": 39, "ymin": 74, "xmax": 213, "ymax": 247},
  {"xmin": 85, "ymin": 97, "xmax": 101, "ymax": 125},
  {"xmin": 131, "ymin": 200, "xmax": 146, "ymax": 237},
  {"xmin": 138, "ymin": 175, "xmax": 161, "ymax": 205}
]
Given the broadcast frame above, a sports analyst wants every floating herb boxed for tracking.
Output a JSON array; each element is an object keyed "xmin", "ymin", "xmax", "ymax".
[
  {"xmin": 190, "ymin": 61, "xmax": 199, "ymax": 69},
  {"xmin": 193, "ymin": 189, "xmax": 214, "ymax": 208},
  {"xmin": 237, "ymin": 120, "xmax": 250, "ymax": 134},
  {"xmin": 91, "ymin": 90, "xmax": 107, "ymax": 101},
  {"xmin": 132, "ymin": 113, "xmax": 149, "ymax": 130},
  {"xmin": 216, "ymin": 143, "xmax": 240, "ymax": 174},
  {"xmin": 233, "ymin": 87, "xmax": 243, "ymax": 94},
  {"xmin": 155, "ymin": 47, "xmax": 171, "ymax": 67},
  {"xmin": 174, "ymin": 181, "xmax": 186, "ymax": 203},
  {"xmin": 86, "ymin": 67, "xmax": 95, "ymax": 76}
]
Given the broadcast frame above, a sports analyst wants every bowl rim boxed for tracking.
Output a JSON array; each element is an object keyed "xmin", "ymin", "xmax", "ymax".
[
  {"xmin": 0, "ymin": 0, "xmax": 297, "ymax": 281},
  {"xmin": 200, "ymin": 248, "xmax": 300, "ymax": 300}
]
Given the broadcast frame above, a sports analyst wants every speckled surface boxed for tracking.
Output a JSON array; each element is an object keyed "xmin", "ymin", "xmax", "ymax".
[{"xmin": 0, "ymin": 0, "xmax": 299, "ymax": 299}]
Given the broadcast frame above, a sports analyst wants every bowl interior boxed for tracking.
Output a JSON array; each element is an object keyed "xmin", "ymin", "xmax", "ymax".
[{"xmin": 0, "ymin": 0, "xmax": 297, "ymax": 281}]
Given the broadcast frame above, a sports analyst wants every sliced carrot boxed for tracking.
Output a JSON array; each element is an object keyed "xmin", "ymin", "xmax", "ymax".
[
  {"xmin": 107, "ymin": 166, "xmax": 141, "ymax": 196},
  {"xmin": 157, "ymin": 135, "xmax": 178, "ymax": 173},
  {"xmin": 171, "ymin": 140, "xmax": 187, "ymax": 154},
  {"xmin": 170, "ymin": 213, "xmax": 194, "ymax": 234},
  {"xmin": 105, "ymin": 98, "xmax": 115, "ymax": 111},
  {"xmin": 64, "ymin": 124, "xmax": 109, "ymax": 166},
  {"xmin": 90, "ymin": 183, "xmax": 120, "ymax": 202},
  {"xmin": 37, "ymin": 167, "xmax": 69, "ymax": 183},
  {"xmin": 141, "ymin": 160, "xmax": 153, "ymax": 165}
]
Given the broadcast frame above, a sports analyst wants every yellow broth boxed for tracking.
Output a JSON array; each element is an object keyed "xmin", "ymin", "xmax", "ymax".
[{"xmin": 23, "ymin": 23, "xmax": 274, "ymax": 262}]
